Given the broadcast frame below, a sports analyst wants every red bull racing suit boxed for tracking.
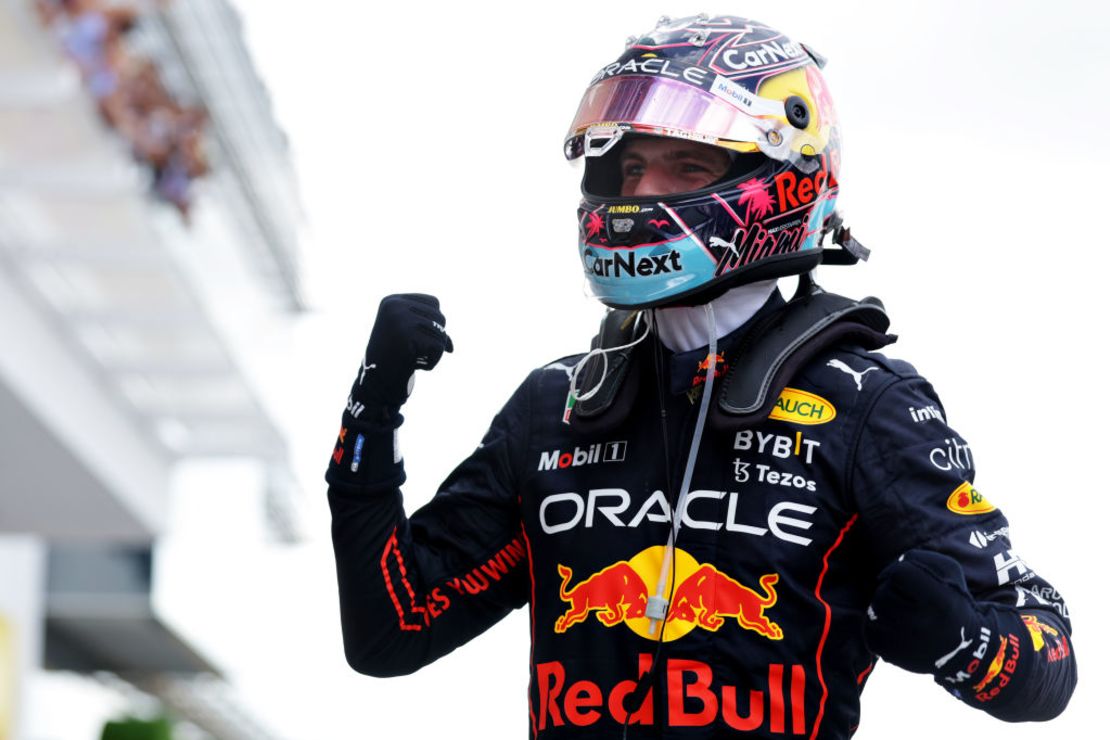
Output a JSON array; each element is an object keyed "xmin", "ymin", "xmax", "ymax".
[{"xmin": 327, "ymin": 294, "xmax": 1076, "ymax": 738}]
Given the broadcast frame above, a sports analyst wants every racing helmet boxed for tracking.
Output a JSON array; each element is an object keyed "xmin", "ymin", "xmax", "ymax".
[{"xmin": 565, "ymin": 14, "xmax": 860, "ymax": 310}]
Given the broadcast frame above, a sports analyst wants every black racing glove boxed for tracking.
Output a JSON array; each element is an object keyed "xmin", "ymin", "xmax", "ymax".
[
  {"xmin": 864, "ymin": 550, "xmax": 998, "ymax": 679},
  {"xmin": 327, "ymin": 294, "xmax": 453, "ymax": 491},
  {"xmin": 347, "ymin": 293, "xmax": 454, "ymax": 414},
  {"xmin": 866, "ymin": 549, "xmax": 1076, "ymax": 720}
]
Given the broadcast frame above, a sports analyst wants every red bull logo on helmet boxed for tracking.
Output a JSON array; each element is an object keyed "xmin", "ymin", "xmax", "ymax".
[{"xmin": 554, "ymin": 546, "xmax": 782, "ymax": 642}]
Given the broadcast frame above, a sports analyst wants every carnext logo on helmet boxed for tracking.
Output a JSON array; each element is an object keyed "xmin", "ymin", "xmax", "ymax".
[
  {"xmin": 715, "ymin": 39, "xmax": 806, "ymax": 73},
  {"xmin": 538, "ymin": 441, "xmax": 627, "ymax": 472},
  {"xmin": 583, "ymin": 248, "xmax": 683, "ymax": 278}
]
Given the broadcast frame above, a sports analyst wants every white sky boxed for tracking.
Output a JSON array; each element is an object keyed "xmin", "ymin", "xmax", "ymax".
[{"xmin": 145, "ymin": 1, "xmax": 1110, "ymax": 738}]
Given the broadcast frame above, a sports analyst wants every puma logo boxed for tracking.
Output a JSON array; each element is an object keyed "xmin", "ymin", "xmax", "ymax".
[
  {"xmin": 708, "ymin": 228, "xmax": 743, "ymax": 262},
  {"xmin": 359, "ymin": 358, "xmax": 377, "ymax": 385},
  {"xmin": 826, "ymin": 359, "xmax": 877, "ymax": 391},
  {"xmin": 935, "ymin": 626, "xmax": 974, "ymax": 670},
  {"xmin": 543, "ymin": 361, "xmax": 575, "ymax": 381}
]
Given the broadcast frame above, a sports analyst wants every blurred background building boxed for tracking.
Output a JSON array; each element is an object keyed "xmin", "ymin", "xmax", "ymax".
[{"xmin": 0, "ymin": 0, "xmax": 302, "ymax": 736}]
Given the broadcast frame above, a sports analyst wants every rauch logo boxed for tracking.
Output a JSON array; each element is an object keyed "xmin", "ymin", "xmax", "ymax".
[
  {"xmin": 946, "ymin": 481, "xmax": 996, "ymax": 515},
  {"xmin": 768, "ymin": 387, "xmax": 836, "ymax": 425}
]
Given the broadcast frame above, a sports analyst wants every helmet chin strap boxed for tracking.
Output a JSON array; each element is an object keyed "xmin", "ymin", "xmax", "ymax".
[{"xmin": 646, "ymin": 301, "xmax": 718, "ymax": 635}]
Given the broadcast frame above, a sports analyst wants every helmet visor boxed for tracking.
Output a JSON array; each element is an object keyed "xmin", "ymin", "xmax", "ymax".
[{"xmin": 564, "ymin": 74, "xmax": 787, "ymax": 161}]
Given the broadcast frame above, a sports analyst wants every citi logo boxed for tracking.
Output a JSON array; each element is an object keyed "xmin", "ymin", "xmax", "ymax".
[{"xmin": 538, "ymin": 441, "xmax": 627, "ymax": 472}]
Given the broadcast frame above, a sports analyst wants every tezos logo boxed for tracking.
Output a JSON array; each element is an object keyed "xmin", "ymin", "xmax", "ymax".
[
  {"xmin": 946, "ymin": 481, "xmax": 995, "ymax": 515},
  {"xmin": 768, "ymin": 387, "xmax": 836, "ymax": 425},
  {"xmin": 538, "ymin": 441, "xmax": 626, "ymax": 472}
]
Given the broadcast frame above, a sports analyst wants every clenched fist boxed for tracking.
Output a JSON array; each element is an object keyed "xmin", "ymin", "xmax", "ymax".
[
  {"xmin": 864, "ymin": 549, "xmax": 996, "ymax": 680},
  {"xmin": 348, "ymin": 293, "xmax": 454, "ymax": 414}
]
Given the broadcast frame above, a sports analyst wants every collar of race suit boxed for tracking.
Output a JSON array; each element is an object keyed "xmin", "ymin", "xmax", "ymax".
[{"xmin": 653, "ymin": 279, "xmax": 779, "ymax": 353}]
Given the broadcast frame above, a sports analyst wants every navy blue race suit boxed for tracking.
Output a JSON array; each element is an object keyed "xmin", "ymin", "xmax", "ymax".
[{"xmin": 327, "ymin": 293, "xmax": 1076, "ymax": 738}]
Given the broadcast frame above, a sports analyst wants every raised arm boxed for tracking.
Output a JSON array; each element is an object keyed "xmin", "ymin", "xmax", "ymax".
[{"xmin": 326, "ymin": 294, "xmax": 529, "ymax": 677}]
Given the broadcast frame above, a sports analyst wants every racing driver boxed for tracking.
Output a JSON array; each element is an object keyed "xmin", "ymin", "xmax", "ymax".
[{"xmin": 326, "ymin": 14, "xmax": 1077, "ymax": 738}]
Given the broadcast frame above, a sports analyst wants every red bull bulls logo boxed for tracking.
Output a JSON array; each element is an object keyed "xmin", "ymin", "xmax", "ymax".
[
  {"xmin": 972, "ymin": 637, "xmax": 1009, "ymax": 693},
  {"xmin": 1022, "ymin": 614, "xmax": 1070, "ymax": 663},
  {"xmin": 668, "ymin": 566, "xmax": 783, "ymax": 639},
  {"xmin": 692, "ymin": 353, "xmax": 728, "ymax": 387},
  {"xmin": 554, "ymin": 546, "xmax": 782, "ymax": 642},
  {"xmin": 554, "ymin": 563, "xmax": 647, "ymax": 632},
  {"xmin": 974, "ymin": 632, "xmax": 1022, "ymax": 704}
]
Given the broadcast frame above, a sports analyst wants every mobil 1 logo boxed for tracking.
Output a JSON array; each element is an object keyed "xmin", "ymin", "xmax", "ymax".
[{"xmin": 538, "ymin": 440, "xmax": 627, "ymax": 472}]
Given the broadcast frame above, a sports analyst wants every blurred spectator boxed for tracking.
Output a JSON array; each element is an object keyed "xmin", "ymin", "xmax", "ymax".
[{"xmin": 36, "ymin": 0, "xmax": 209, "ymax": 218}]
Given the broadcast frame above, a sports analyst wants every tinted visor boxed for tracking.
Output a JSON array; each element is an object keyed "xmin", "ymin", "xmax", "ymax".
[
  {"xmin": 564, "ymin": 74, "xmax": 784, "ymax": 161},
  {"xmin": 581, "ymin": 134, "xmax": 769, "ymax": 198}
]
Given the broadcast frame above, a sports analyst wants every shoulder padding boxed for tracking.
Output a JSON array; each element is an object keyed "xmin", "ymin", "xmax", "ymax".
[
  {"xmin": 568, "ymin": 279, "xmax": 896, "ymax": 432},
  {"xmin": 574, "ymin": 309, "xmax": 641, "ymax": 420},
  {"xmin": 711, "ymin": 284, "xmax": 895, "ymax": 429}
]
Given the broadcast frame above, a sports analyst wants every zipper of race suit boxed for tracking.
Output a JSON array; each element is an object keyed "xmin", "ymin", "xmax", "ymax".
[
  {"xmin": 622, "ymin": 302, "xmax": 719, "ymax": 739},
  {"xmin": 647, "ymin": 301, "xmax": 718, "ymax": 633}
]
